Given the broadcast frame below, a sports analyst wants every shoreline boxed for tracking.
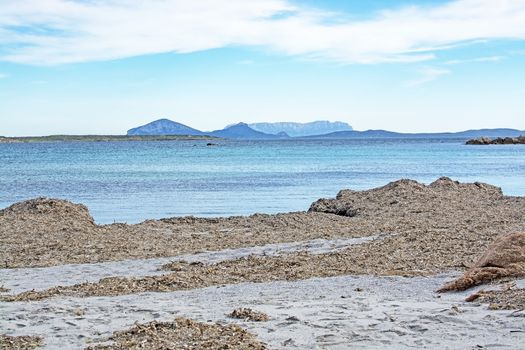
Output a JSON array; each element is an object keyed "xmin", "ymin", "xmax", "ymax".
[
  {"xmin": 0, "ymin": 135, "xmax": 219, "ymax": 143},
  {"xmin": 2, "ymin": 177, "xmax": 525, "ymax": 269}
]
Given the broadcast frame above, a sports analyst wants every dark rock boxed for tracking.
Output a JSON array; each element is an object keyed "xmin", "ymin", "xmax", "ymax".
[
  {"xmin": 466, "ymin": 137, "xmax": 491, "ymax": 145},
  {"xmin": 308, "ymin": 198, "xmax": 359, "ymax": 217},
  {"xmin": 466, "ymin": 135, "xmax": 525, "ymax": 145}
]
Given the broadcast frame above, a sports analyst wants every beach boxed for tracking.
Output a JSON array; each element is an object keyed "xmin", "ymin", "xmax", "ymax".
[
  {"xmin": 3, "ymin": 0, "xmax": 525, "ymax": 347},
  {"xmin": 1, "ymin": 177, "xmax": 525, "ymax": 349}
]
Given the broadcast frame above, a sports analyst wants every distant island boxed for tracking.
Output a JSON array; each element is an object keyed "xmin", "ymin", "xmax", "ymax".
[
  {"xmin": 127, "ymin": 119, "xmax": 205, "ymax": 137},
  {"xmin": 307, "ymin": 128, "xmax": 525, "ymax": 139},
  {"xmin": 2, "ymin": 119, "xmax": 523, "ymax": 142},
  {"xmin": 248, "ymin": 121, "xmax": 352, "ymax": 137},
  {"xmin": 127, "ymin": 118, "xmax": 525, "ymax": 140},
  {"xmin": 127, "ymin": 119, "xmax": 351, "ymax": 138},
  {"xmin": 127, "ymin": 119, "xmax": 332, "ymax": 139}
]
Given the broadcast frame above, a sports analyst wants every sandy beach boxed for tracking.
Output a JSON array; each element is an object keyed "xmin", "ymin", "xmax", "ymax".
[
  {"xmin": 1, "ymin": 177, "xmax": 525, "ymax": 349},
  {"xmin": 4, "ymin": 1, "xmax": 525, "ymax": 347}
]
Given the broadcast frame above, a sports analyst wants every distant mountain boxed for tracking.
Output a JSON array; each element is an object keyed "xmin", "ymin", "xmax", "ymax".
[
  {"xmin": 127, "ymin": 119, "xmax": 523, "ymax": 140},
  {"xmin": 249, "ymin": 121, "xmax": 352, "ymax": 137},
  {"xmin": 209, "ymin": 123, "xmax": 283, "ymax": 139},
  {"xmin": 127, "ymin": 119, "xmax": 204, "ymax": 136},
  {"xmin": 444, "ymin": 128, "xmax": 525, "ymax": 138},
  {"xmin": 310, "ymin": 128, "xmax": 525, "ymax": 139}
]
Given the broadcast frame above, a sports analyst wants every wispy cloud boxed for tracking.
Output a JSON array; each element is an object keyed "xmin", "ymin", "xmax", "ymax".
[
  {"xmin": 405, "ymin": 67, "xmax": 451, "ymax": 87},
  {"xmin": 444, "ymin": 55, "xmax": 505, "ymax": 65},
  {"xmin": 0, "ymin": 73, "xmax": 8, "ymax": 79},
  {"xmin": 238, "ymin": 59, "xmax": 255, "ymax": 65},
  {"xmin": 1, "ymin": 0, "xmax": 525, "ymax": 65}
]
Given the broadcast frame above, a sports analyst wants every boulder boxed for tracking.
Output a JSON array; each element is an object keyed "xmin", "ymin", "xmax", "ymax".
[
  {"xmin": 466, "ymin": 137, "xmax": 491, "ymax": 145},
  {"xmin": 466, "ymin": 136, "xmax": 525, "ymax": 145}
]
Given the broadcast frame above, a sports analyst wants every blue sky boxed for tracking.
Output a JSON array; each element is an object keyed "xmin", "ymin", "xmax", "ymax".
[{"xmin": 0, "ymin": 0, "xmax": 524, "ymax": 136}]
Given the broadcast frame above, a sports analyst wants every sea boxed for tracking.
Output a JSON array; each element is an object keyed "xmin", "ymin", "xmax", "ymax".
[{"xmin": 1, "ymin": 138, "xmax": 524, "ymax": 224}]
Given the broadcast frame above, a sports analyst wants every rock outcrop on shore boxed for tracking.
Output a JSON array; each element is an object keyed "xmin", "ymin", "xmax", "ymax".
[
  {"xmin": 437, "ymin": 232, "xmax": 525, "ymax": 292},
  {"xmin": 466, "ymin": 135, "xmax": 525, "ymax": 145}
]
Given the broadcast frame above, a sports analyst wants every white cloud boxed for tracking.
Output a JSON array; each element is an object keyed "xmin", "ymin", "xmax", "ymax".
[
  {"xmin": 238, "ymin": 59, "xmax": 255, "ymax": 65},
  {"xmin": 0, "ymin": 73, "xmax": 8, "ymax": 79},
  {"xmin": 0, "ymin": 0, "xmax": 525, "ymax": 65},
  {"xmin": 405, "ymin": 67, "xmax": 451, "ymax": 87},
  {"xmin": 444, "ymin": 55, "xmax": 505, "ymax": 65}
]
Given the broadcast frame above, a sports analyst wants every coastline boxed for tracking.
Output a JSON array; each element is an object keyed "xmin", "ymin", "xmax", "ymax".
[
  {"xmin": 0, "ymin": 135, "xmax": 219, "ymax": 143},
  {"xmin": 1, "ymin": 177, "xmax": 525, "ymax": 348}
]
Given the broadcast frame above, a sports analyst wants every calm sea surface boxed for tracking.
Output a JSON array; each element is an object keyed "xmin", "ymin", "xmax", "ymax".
[{"xmin": 1, "ymin": 138, "xmax": 524, "ymax": 223}]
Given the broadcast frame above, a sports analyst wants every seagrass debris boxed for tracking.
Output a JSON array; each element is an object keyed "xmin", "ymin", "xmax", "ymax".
[
  {"xmin": 227, "ymin": 308, "xmax": 269, "ymax": 322},
  {"xmin": 0, "ymin": 335, "xmax": 42, "ymax": 350},
  {"xmin": 2, "ymin": 177, "xmax": 524, "ymax": 271},
  {"xmin": 438, "ymin": 232, "xmax": 525, "ymax": 292},
  {"xmin": 85, "ymin": 317, "xmax": 267, "ymax": 350},
  {"xmin": 466, "ymin": 285, "xmax": 525, "ymax": 311}
]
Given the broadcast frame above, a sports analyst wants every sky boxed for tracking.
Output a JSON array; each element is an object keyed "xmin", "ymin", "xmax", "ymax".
[{"xmin": 0, "ymin": 0, "xmax": 524, "ymax": 136}]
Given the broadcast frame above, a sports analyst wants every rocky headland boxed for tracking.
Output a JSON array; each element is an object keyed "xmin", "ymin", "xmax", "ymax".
[{"xmin": 466, "ymin": 135, "xmax": 525, "ymax": 145}]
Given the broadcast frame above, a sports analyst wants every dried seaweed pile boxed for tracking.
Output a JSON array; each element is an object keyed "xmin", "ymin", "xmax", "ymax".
[
  {"xmin": 3, "ymin": 249, "xmax": 427, "ymax": 301},
  {"xmin": 86, "ymin": 317, "xmax": 267, "ymax": 350},
  {"xmin": 3, "ymin": 177, "xmax": 525, "ymax": 303},
  {"xmin": 438, "ymin": 232, "xmax": 525, "ymax": 292},
  {"xmin": 227, "ymin": 308, "xmax": 269, "ymax": 322},
  {"xmin": 467, "ymin": 287, "xmax": 525, "ymax": 311},
  {"xmin": 2, "ymin": 177, "xmax": 525, "ymax": 270},
  {"xmin": 310, "ymin": 177, "xmax": 525, "ymax": 273},
  {"xmin": 0, "ymin": 198, "xmax": 358, "ymax": 268},
  {"xmin": 0, "ymin": 334, "xmax": 42, "ymax": 350}
]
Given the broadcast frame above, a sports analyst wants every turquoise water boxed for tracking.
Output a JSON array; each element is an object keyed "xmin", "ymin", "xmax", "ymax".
[{"xmin": 1, "ymin": 139, "xmax": 524, "ymax": 223}]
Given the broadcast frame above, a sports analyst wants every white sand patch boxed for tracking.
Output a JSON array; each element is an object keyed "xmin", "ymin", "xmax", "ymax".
[
  {"xmin": 1, "ymin": 274, "xmax": 524, "ymax": 349},
  {"xmin": 0, "ymin": 235, "xmax": 382, "ymax": 294}
]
